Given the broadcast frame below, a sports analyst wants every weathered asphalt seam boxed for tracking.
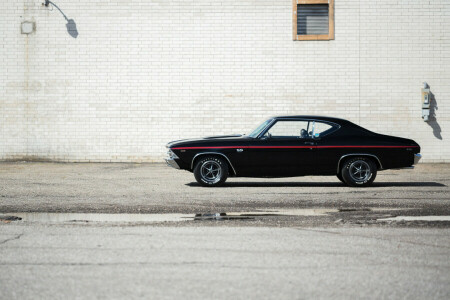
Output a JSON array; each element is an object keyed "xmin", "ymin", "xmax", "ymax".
[{"xmin": 293, "ymin": 228, "xmax": 450, "ymax": 249}]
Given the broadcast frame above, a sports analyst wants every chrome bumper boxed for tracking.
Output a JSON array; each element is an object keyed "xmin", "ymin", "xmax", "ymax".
[
  {"xmin": 165, "ymin": 158, "xmax": 180, "ymax": 169},
  {"xmin": 414, "ymin": 153, "xmax": 422, "ymax": 165}
]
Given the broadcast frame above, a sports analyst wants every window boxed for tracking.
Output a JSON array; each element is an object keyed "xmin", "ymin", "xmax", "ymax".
[
  {"xmin": 265, "ymin": 120, "xmax": 312, "ymax": 138},
  {"xmin": 313, "ymin": 121, "xmax": 333, "ymax": 136},
  {"xmin": 293, "ymin": 0, "xmax": 334, "ymax": 41},
  {"xmin": 312, "ymin": 121, "xmax": 339, "ymax": 137},
  {"xmin": 248, "ymin": 119, "xmax": 273, "ymax": 138}
]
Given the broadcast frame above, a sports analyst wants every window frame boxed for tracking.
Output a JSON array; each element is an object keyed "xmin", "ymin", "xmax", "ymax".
[
  {"xmin": 312, "ymin": 120, "xmax": 340, "ymax": 137},
  {"xmin": 262, "ymin": 120, "xmax": 312, "ymax": 139},
  {"xmin": 293, "ymin": 0, "xmax": 335, "ymax": 41},
  {"xmin": 258, "ymin": 118, "xmax": 341, "ymax": 139}
]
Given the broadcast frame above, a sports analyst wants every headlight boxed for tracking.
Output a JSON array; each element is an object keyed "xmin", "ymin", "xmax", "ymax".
[{"xmin": 167, "ymin": 149, "xmax": 179, "ymax": 159}]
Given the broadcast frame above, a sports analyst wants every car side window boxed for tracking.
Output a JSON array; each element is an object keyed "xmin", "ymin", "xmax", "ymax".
[
  {"xmin": 313, "ymin": 121, "xmax": 338, "ymax": 137},
  {"xmin": 264, "ymin": 120, "xmax": 311, "ymax": 138}
]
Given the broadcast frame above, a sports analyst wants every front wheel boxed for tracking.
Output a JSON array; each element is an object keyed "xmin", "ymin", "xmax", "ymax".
[
  {"xmin": 193, "ymin": 156, "xmax": 228, "ymax": 187},
  {"xmin": 340, "ymin": 157, "xmax": 377, "ymax": 187}
]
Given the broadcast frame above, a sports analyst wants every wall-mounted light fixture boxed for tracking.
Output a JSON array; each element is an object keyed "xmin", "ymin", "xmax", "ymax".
[
  {"xmin": 43, "ymin": 0, "xmax": 78, "ymax": 38},
  {"xmin": 421, "ymin": 82, "xmax": 431, "ymax": 122},
  {"xmin": 21, "ymin": 21, "xmax": 35, "ymax": 34}
]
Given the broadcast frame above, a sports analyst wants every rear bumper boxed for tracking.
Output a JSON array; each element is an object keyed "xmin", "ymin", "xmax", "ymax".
[
  {"xmin": 414, "ymin": 153, "xmax": 422, "ymax": 165},
  {"xmin": 165, "ymin": 158, "xmax": 180, "ymax": 169}
]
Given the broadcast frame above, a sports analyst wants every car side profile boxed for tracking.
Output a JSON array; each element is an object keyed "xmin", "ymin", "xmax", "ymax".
[{"xmin": 165, "ymin": 116, "xmax": 421, "ymax": 187}]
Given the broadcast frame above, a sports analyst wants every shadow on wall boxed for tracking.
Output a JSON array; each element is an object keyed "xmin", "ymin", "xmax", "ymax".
[
  {"xmin": 66, "ymin": 19, "xmax": 78, "ymax": 38},
  {"xmin": 45, "ymin": 0, "xmax": 78, "ymax": 38},
  {"xmin": 428, "ymin": 91, "xmax": 442, "ymax": 140}
]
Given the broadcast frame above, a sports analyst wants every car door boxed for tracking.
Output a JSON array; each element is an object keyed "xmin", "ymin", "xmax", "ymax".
[
  {"xmin": 235, "ymin": 119, "xmax": 317, "ymax": 177},
  {"xmin": 311, "ymin": 120, "xmax": 343, "ymax": 174}
]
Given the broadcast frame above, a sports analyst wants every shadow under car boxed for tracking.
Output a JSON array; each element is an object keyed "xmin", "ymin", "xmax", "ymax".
[{"xmin": 185, "ymin": 181, "xmax": 446, "ymax": 188}]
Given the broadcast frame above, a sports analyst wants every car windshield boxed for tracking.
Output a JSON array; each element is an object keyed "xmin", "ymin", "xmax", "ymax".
[{"xmin": 248, "ymin": 119, "xmax": 272, "ymax": 138}]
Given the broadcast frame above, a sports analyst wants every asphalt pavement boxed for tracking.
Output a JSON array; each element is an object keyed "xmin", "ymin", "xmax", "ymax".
[{"xmin": 0, "ymin": 162, "xmax": 449, "ymax": 299}]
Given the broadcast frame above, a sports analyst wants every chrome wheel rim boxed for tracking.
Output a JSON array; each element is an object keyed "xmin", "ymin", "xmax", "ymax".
[
  {"xmin": 200, "ymin": 161, "xmax": 222, "ymax": 183},
  {"xmin": 349, "ymin": 160, "xmax": 371, "ymax": 181}
]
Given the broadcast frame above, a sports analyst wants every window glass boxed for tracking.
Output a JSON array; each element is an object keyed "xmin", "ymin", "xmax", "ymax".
[
  {"xmin": 265, "ymin": 121, "xmax": 310, "ymax": 138},
  {"xmin": 248, "ymin": 119, "xmax": 272, "ymax": 138},
  {"xmin": 313, "ymin": 121, "xmax": 337, "ymax": 137},
  {"xmin": 293, "ymin": 0, "xmax": 335, "ymax": 41},
  {"xmin": 297, "ymin": 4, "xmax": 329, "ymax": 35}
]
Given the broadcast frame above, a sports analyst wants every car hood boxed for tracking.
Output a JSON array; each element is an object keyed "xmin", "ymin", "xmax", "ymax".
[{"xmin": 167, "ymin": 134, "xmax": 250, "ymax": 148}]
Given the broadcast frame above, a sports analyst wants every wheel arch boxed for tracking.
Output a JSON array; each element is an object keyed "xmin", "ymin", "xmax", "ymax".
[
  {"xmin": 191, "ymin": 152, "xmax": 236, "ymax": 176},
  {"xmin": 337, "ymin": 153, "xmax": 382, "ymax": 174}
]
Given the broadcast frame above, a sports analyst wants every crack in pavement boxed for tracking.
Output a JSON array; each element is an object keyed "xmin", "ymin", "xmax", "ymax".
[
  {"xmin": 0, "ymin": 233, "xmax": 23, "ymax": 245},
  {"xmin": 0, "ymin": 261, "xmax": 204, "ymax": 267}
]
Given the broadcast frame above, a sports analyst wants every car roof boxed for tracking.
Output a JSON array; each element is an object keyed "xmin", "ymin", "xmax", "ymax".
[{"xmin": 272, "ymin": 115, "xmax": 350, "ymax": 124}]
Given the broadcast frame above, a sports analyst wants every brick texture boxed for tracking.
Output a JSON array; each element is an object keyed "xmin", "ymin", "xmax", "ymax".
[{"xmin": 1, "ymin": 0, "xmax": 449, "ymax": 162}]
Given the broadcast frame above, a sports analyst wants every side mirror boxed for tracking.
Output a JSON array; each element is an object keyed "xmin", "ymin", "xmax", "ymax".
[{"xmin": 261, "ymin": 133, "xmax": 271, "ymax": 140}]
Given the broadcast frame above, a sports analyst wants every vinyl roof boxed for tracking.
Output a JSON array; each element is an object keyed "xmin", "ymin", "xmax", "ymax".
[{"xmin": 273, "ymin": 115, "xmax": 350, "ymax": 124}]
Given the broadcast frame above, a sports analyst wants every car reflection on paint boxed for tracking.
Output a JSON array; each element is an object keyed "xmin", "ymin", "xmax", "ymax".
[{"xmin": 165, "ymin": 116, "xmax": 421, "ymax": 187}]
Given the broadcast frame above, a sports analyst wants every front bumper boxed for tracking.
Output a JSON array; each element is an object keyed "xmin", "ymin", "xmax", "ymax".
[
  {"xmin": 414, "ymin": 153, "xmax": 422, "ymax": 165},
  {"xmin": 165, "ymin": 148, "xmax": 180, "ymax": 169},
  {"xmin": 165, "ymin": 158, "xmax": 180, "ymax": 169}
]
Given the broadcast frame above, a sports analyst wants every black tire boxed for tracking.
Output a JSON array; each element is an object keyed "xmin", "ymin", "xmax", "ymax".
[
  {"xmin": 336, "ymin": 172, "xmax": 345, "ymax": 184},
  {"xmin": 341, "ymin": 157, "xmax": 377, "ymax": 187},
  {"xmin": 193, "ymin": 156, "xmax": 228, "ymax": 187}
]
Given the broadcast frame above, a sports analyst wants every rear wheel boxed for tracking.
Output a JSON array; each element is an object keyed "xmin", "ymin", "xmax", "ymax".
[
  {"xmin": 341, "ymin": 157, "xmax": 377, "ymax": 187},
  {"xmin": 193, "ymin": 156, "xmax": 228, "ymax": 187}
]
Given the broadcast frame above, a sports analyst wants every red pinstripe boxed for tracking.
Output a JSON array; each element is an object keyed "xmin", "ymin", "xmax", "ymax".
[{"xmin": 171, "ymin": 145, "xmax": 419, "ymax": 150}]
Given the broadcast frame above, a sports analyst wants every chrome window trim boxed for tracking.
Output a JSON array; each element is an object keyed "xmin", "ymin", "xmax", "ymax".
[
  {"xmin": 337, "ymin": 153, "xmax": 383, "ymax": 174},
  {"xmin": 191, "ymin": 152, "xmax": 237, "ymax": 175}
]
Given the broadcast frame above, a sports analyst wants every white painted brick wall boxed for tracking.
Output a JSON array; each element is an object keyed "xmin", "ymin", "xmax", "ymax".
[{"xmin": 1, "ymin": 0, "xmax": 449, "ymax": 162}]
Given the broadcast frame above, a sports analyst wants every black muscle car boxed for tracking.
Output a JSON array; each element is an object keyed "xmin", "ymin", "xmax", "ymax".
[{"xmin": 165, "ymin": 116, "xmax": 421, "ymax": 187}]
